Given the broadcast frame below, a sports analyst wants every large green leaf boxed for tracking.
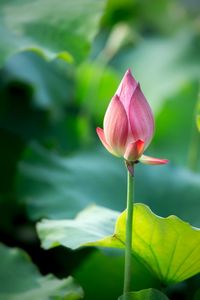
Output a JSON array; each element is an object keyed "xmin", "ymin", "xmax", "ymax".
[
  {"xmin": 118, "ymin": 289, "xmax": 169, "ymax": 300},
  {"xmin": 0, "ymin": 51, "xmax": 78, "ymax": 144},
  {"xmin": 37, "ymin": 203, "xmax": 200, "ymax": 285},
  {"xmin": 0, "ymin": 50, "xmax": 86, "ymax": 157},
  {"xmin": 17, "ymin": 144, "xmax": 200, "ymax": 227},
  {"xmin": 16, "ymin": 143, "xmax": 126, "ymax": 220},
  {"xmin": 0, "ymin": 0, "xmax": 106, "ymax": 65},
  {"xmin": 0, "ymin": 243, "xmax": 83, "ymax": 300},
  {"xmin": 37, "ymin": 205, "xmax": 119, "ymax": 250},
  {"xmin": 2, "ymin": 51, "xmax": 74, "ymax": 110}
]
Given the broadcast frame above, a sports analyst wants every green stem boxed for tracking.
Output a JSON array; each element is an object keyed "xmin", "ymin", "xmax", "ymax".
[
  {"xmin": 123, "ymin": 164, "xmax": 134, "ymax": 295},
  {"xmin": 188, "ymin": 125, "xmax": 200, "ymax": 171},
  {"xmin": 188, "ymin": 88, "xmax": 200, "ymax": 171}
]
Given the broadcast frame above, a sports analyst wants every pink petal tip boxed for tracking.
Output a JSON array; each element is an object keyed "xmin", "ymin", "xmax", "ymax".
[
  {"xmin": 139, "ymin": 155, "xmax": 169, "ymax": 165},
  {"xmin": 96, "ymin": 127, "xmax": 119, "ymax": 157}
]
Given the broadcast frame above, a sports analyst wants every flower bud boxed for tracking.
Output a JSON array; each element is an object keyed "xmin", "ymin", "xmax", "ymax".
[{"xmin": 96, "ymin": 69, "xmax": 168, "ymax": 165}]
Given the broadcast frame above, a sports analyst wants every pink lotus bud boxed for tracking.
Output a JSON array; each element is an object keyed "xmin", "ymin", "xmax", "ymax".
[{"xmin": 96, "ymin": 69, "xmax": 168, "ymax": 165}]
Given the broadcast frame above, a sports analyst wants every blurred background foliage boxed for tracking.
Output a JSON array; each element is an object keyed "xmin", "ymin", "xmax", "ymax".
[{"xmin": 0, "ymin": 0, "xmax": 200, "ymax": 299}]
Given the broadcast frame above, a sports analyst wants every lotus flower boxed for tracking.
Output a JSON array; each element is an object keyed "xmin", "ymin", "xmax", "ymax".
[{"xmin": 96, "ymin": 69, "xmax": 168, "ymax": 165}]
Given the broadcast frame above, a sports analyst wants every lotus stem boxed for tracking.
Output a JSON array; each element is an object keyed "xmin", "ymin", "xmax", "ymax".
[{"xmin": 123, "ymin": 163, "xmax": 134, "ymax": 294}]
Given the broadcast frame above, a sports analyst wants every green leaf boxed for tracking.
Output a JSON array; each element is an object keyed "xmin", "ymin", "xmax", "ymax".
[
  {"xmin": 16, "ymin": 143, "xmax": 126, "ymax": 220},
  {"xmin": 0, "ymin": 0, "xmax": 106, "ymax": 65},
  {"xmin": 17, "ymin": 144, "xmax": 200, "ymax": 227},
  {"xmin": 37, "ymin": 203, "xmax": 200, "ymax": 285},
  {"xmin": 0, "ymin": 243, "xmax": 83, "ymax": 300},
  {"xmin": 2, "ymin": 51, "xmax": 74, "ymax": 110},
  {"xmin": 118, "ymin": 289, "xmax": 169, "ymax": 300},
  {"xmin": 37, "ymin": 205, "xmax": 119, "ymax": 250},
  {"xmin": 0, "ymin": 51, "xmax": 85, "ymax": 153}
]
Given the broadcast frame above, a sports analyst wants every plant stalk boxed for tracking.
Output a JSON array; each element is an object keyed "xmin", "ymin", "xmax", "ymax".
[
  {"xmin": 123, "ymin": 163, "xmax": 134, "ymax": 295},
  {"xmin": 188, "ymin": 89, "xmax": 200, "ymax": 172},
  {"xmin": 188, "ymin": 125, "xmax": 200, "ymax": 171}
]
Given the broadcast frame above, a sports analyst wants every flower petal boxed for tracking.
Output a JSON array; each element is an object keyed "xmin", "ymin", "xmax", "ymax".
[
  {"xmin": 116, "ymin": 69, "xmax": 138, "ymax": 114},
  {"xmin": 129, "ymin": 84, "xmax": 154, "ymax": 149},
  {"xmin": 103, "ymin": 95, "xmax": 128, "ymax": 155},
  {"xmin": 96, "ymin": 127, "xmax": 119, "ymax": 157},
  {"xmin": 139, "ymin": 155, "xmax": 169, "ymax": 165},
  {"xmin": 124, "ymin": 139, "xmax": 145, "ymax": 161}
]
